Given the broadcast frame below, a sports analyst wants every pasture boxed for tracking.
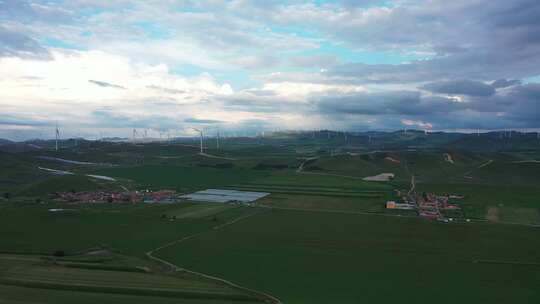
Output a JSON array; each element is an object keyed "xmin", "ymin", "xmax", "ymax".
[
  {"xmin": 89, "ymin": 165, "xmax": 267, "ymax": 192},
  {"xmin": 157, "ymin": 209, "xmax": 540, "ymax": 304},
  {"xmin": 0, "ymin": 253, "xmax": 261, "ymax": 303},
  {"xmin": 1, "ymin": 136, "xmax": 540, "ymax": 303},
  {"xmin": 0, "ymin": 202, "xmax": 253, "ymax": 256}
]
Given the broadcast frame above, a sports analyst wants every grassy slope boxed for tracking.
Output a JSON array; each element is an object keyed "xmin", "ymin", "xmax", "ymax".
[
  {"xmin": 0, "ymin": 203, "xmax": 265, "ymax": 303},
  {"xmin": 0, "ymin": 255, "xmax": 259, "ymax": 304},
  {"xmin": 90, "ymin": 165, "xmax": 268, "ymax": 192},
  {"xmin": 158, "ymin": 209, "xmax": 540, "ymax": 304},
  {"xmin": 0, "ymin": 203, "xmax": 252, "ymax": 256},
  {"xmin": 0, "ymin": 284, "xmax": 261, "ymax": 304}
]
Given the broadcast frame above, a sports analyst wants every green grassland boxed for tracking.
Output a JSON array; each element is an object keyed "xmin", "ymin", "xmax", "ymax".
[
  {"xmin": 0, "ymin": 202, "xmax": 255, "ymax": 256},
  {"xmin": 1, "ymin": 137, "xmax": 540, "ymax": 303},
  {"xmin": 0, "ymin": 253, "xmax": 260, "ymax": 303},
  {"xmin": 89, "ymin": 165, "xmax": 267, "ymax": 192},
  {"xmin": 168, "ymin": 203, "xmax": 237, "ymax": 219},
  {"xmin": 158, "ymin": 209, "xmax": 540, "ymax": 304},
  {"xmin": 0, "ymin": 285, "xmax": 261, "ymax": 304},
  {"xmin": 0, "ymin": 202, "xmax": 267, "ymax": 303},
  {"xmin": 0, "ymin": 259, "xmax": 253, "ymax": 301}
]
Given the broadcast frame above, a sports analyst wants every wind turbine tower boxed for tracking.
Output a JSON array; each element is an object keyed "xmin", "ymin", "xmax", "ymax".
[
  {"xmin": 55, "ymin": 123, "xmax": 60, "ymax": 151},
  {"xmin": 192, "ymin": 128, "xmax": 204, "ymax": 154},
  {"xmin": 132, "ymin": 129, "xmax": 138, "ymax": 143}
]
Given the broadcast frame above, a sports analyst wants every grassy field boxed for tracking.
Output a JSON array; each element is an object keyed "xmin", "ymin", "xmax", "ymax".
[
  {"xmin": 90, "ymin": 165, "xmax": 268, "ymax": 192},
  {"xmin": 0, "ymin": 284, "xmax": 262, "ymax": 304},
  {"xmin": 249, "ymin": 171, "xmax": 392, "ymax": 190},
  {"xmin": 0, "ymin": 253, "xmax": 261, "ymax": 303},
  {"xmin": 167, "ymin": 203, "xmax": 237, "ymax": 219},
  {"xmin": 1, "ymin": 139, "xmax": 540, "ymax": 303},
  {"xmin": 0, "ymin": 202, "xmax": 253, "ymax": 256},
  {"xmin": 158, "ymin": 209, "xmax": 540, "ymax": 304},
  {"xmin": 0, "ymin": 202, "xmax": 267, "ymax": 303},
  {"xmin": 256, "ymin": 194, "xmax": 391, "ymax": 213}
]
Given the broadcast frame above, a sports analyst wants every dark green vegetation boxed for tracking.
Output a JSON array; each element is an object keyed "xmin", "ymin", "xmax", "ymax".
[
  {"xmin": 91, "ymin": 165, "xmax": 266, "ymax": 192},
  {"xmin": 158, "ymin": 209, "xmax": 540, "ymax": 304},
  {"xmin": 0, "ymin": 202, "xmax": 253, "ymax": 256},
  {"xmin": 0, "ymin": 255, "xmax": 255, "ymax": 301},
  {"xmin": 1, "ymin": 131, "xmax": 539, "ymax": 303},
  {"xmin": 0, "ymin": 202, "xmax": 267, "ymax": 303},
  {"xmin": 0, "ymin": 252, "xmax": 261, "ymax": 303}
]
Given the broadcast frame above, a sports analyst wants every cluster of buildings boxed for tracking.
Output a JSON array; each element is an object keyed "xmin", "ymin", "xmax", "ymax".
[
  {"xmin": 386, "ymin": 191, "xmax": 462, "ymax": 221},
  {"xmin": 53, "ymin": 189, "xmax": 177, "ymax": 204}
]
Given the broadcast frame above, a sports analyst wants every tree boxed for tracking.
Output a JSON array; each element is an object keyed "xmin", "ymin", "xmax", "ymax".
[{"xmin": 3, "ymin": 192, "xmax": 10, "ymax": 199}]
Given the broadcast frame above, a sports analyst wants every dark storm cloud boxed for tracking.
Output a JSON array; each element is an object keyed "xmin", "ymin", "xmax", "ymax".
[
  {"xmin": 88, "ymin": 80, "xmax": 126, "ymax": 89},
  {"xmin": 328, "ymin": 48, "xmax": 540, "ymax": 84},
  {"xmin": 0, "ymin": 114, "xmax": 50, "ymax": 127},
  {"xmin": 491, "ymin": 79, "xmax": 521, "ymax": 89},
  {"xmin": 316, "ymin": 91, "xmax": 460, "ymax": 116},
  {"xmin": 495, "ymin": 83, "xmax": 540, "ymax": 123},
  {"xmin": 0, "ymin": 27, "xmax": 51, "ymax": 59},
  {"xmin": 421, "ymin": 80, "xmax": 495, "ymax": 97},
  {"xmin": 315, "ymin": 83, "xmax": 540, "ymax": 130},
  {"xmin": 323, "ymin": 1, "xmax": 540, "ymax": 84}
]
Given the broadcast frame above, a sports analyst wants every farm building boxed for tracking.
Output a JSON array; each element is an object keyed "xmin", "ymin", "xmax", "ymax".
[
  {"xmin": 143, "ymin": 190, "xmax": 177, "ymax": 203},
  {"xmin": 180, "ymin": 189, "xmax": 269, "ymax": 204},
  {"xmin": 386, "ymin": 201, "xmax": 416, "ymax": 210}
]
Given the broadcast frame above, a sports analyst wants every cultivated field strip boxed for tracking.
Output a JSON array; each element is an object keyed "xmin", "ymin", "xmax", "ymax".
[
  {"xmin": 170, "ymin": 204, "xmax": 236, "ymax": 219},
  {"xmin": 0, "ymin": 265, "xmax": 257, "ymax": 301},
  {"xmin": 224, "ymin": 184, "xmax": 386, "ymax": 198},
  {"xmin": 233, "ymin": 183, "xmax": 387, "ymax": 193}
]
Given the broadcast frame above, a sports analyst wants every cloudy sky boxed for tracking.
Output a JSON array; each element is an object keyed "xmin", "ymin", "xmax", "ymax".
[{"xmin": 1, "ymin": 0, "xmax": 539, "ymax": 140}]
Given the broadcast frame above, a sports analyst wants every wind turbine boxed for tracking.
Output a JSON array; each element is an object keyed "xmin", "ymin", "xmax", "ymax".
[
  {"xmin": 55, "ymin": 122, "xmax": 60, "ymax": 151},
  {"xmin": 216, "ymin": 129, "xmax": 220, "ymax": 150},
  {"xmin": 132, "ymin": 129, "xmax": 138, "ymax": 143},
  {"xmin": 192, "ymin": 128, "xmax": 204, "ymax": 154}
]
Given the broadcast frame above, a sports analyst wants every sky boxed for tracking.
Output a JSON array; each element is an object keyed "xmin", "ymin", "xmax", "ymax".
[{"xmin": 1, "ymin": 0, "xmax": 539, "ymax": 140}]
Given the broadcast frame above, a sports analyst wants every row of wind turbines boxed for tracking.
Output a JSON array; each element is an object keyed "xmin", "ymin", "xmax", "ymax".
[{"xmin": 49, "ymin": 124, "xmax": 540, "ymax": 153}]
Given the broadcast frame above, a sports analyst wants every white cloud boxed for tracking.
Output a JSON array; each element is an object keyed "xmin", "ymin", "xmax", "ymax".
[{"xmin": 401, "ymin": 119, "xmax": 433, "ymax": 129}]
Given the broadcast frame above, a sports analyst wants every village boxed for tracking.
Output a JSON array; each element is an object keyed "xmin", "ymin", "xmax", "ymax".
[
  {"xmin": 386, "ymin": 189, "xmax": 463, "ymax": 222},
  {"xmin": 52, "ymin": 189, "xmax": 177, "ymax": 204}
]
